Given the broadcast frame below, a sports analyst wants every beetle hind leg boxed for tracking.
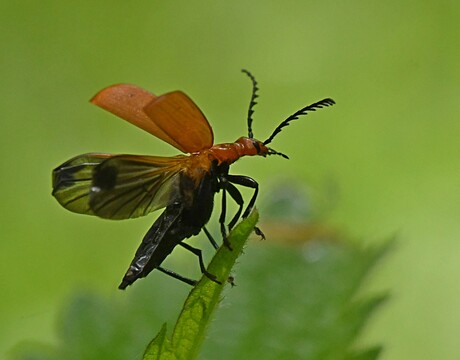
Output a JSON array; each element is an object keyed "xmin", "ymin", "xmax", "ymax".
[
  {"xmin": 157, "ymin": 267, "xmax": 197, "ymax": 286},
  {"xmin": 179, "ymin": 242, "xmax": 222, "ymax": 285}
]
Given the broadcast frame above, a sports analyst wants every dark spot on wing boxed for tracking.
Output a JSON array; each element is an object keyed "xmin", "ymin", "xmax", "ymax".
[{"xmin": 93, "ymin": 165, "xmax": 118, "ymax": 190}]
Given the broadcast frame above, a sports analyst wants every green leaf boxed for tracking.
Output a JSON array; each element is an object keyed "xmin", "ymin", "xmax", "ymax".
[
  {"xmin": 143, "ymin": 209, "xmax": 259, "ymax": 360},
  {"xmin": 143, "ymin": 324, "xmax": 169, "ymax": 360},
  {"xmin": 346, "ymin": 346, "xmax": 383, "ymax": 360}
]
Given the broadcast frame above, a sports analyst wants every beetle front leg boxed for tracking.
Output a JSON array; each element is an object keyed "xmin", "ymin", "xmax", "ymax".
[
  {"xmin": 226, "ymin": 175, "xmax": 258, "ymax": 218},
  {"xmin": 218, "ymin": 178, "xmax": 232, "ymax": 249},
  {"xmin": 226, "ymin": 174, "xmax": 265, "ymax": 239}
]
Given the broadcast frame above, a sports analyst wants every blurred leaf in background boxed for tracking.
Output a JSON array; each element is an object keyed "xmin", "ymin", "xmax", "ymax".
[{"xmin": 10, "ymin": 233, "xmax": 390, "ymax": 360}]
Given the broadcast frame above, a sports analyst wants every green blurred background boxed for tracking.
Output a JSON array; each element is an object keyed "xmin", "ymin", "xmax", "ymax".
[{"xmin": 1, "ymin": 1, "xmax": 459, "ymax": 359}]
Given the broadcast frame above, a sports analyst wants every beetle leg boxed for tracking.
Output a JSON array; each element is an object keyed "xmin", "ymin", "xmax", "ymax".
[
  {"xmin": 157, "ymin": 266, "xmax": 197, "ymax": 286},
  {"xmin": 203, "ymin": 226, "xmax": 219, "ymax": 249},
  {"xmin": 179, "ymin": 242, "xmax": 222, "ymax": 284},
  {"xmin": 226, "ymin": 182, "xmax": 244, "ymax": 230},
  {"xmin": 226, "ymin": 175, "xmax": 265, "ymax": 239},
  {"xmin": 217, "ymin": 177, "xmax": 233, "ymax": 249},
  {"xmin": 226, "ymin": 175, "xmax": 258, "ymax": 218}
]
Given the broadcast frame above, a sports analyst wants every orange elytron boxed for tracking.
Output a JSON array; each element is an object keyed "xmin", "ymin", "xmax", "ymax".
[{"xmin": 52, "ymin": 70, "xmax": 335, "ymax": 289}]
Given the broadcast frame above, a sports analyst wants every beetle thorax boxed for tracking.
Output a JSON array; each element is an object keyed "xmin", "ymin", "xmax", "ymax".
[{"xmin": 206, "ymin": 137, "xmax": 268, "ymax": 165}]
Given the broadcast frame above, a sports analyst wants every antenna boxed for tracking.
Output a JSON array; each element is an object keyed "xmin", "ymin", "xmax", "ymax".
[
  {"xmin": 267, "ymin": 148, "xmax": 289, "ymax": 159},
  {"xmin": 263, "ymin": 98, "xmax": 335, "ymax": 145},
  {"xmin": 241, "ymin": 69, "xmax": 259, "ymax": 139}
]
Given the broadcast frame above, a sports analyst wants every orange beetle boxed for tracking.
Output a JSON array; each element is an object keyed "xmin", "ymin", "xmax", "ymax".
[{"xmin": 52, "ymin": 70, "xmax": 335, "ymax": 289}]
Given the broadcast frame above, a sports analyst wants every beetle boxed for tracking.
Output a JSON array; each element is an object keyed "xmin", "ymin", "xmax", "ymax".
[{"xmin": 52, "ymin": 70, "xmax": 335, "ymax": 289}]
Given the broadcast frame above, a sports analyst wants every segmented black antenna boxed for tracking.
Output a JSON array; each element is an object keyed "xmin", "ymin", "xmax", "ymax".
[
  {"xmin": 263, "ymin": 98, "xmax": 335, "ymax": 145},
  {"xmin": 267, "ymin": 148, "xmax": 289, "ymax": 159},
  {"xmin": 241, "ymin": 69, "xmax": 259, "ymax": 138}
]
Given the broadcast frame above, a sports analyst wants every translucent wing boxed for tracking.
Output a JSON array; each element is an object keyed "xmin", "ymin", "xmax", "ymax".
[
  {"xmin": 52, "ymin": 153, "xmax": 110, "ymax": 215},
  {"xmin": 52, "ymin": 153, "xmax": 187, "ymax": 220},
  {"xmin": 91, "ymin": 85, "xmax": 214, "ymax": 153}
]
